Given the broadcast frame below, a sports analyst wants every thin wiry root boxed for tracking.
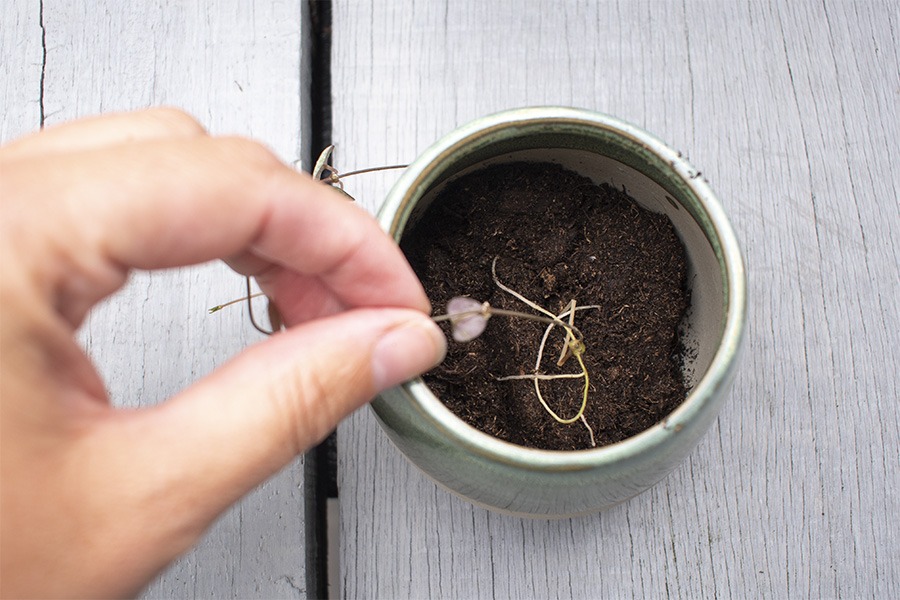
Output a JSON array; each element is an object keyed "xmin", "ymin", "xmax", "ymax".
[
  {"xmin": 580, "ymin": 414, "xmax": 597, "ymax": 447},
  {"xmin": 493, "ymin": 258, "xmax": 589, "ymax": 426},
  {"xmin": 494, "ymin": 372, "xmax": 585, "ymax": 381}
]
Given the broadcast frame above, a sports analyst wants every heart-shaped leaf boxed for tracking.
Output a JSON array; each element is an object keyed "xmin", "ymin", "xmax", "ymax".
[{"xmin": 446, "ymin": 296, "xmax": 489, "ymax": 342}]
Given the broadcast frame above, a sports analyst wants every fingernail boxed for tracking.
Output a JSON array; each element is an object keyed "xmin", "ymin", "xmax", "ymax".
[{"xmin": 371, "ymin": 317, "xmax": 447, "ymax": 391}]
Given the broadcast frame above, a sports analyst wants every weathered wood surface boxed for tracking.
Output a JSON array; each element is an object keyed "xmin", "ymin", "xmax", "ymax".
[
  {"xmin": 2, "ymin": 1, "xmax": 309, "ymax": 597},
  {"xmin": 332, "ymin": 1, "xmax": 900, "ymax": 598}
]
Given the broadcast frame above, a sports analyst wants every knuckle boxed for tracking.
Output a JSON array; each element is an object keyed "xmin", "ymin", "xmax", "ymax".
[
  {"xmin": 144, "ymin": 107, "xmax": 206, "ymax": 137},
  {"xmin": 216, "ymin": 136, "xmax": 284, "ymax": 174}
]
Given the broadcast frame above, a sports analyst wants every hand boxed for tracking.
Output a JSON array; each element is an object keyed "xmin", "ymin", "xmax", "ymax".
[{"xmin": 0, "ymin": 109, "xmax": 446, "ymax": 598}]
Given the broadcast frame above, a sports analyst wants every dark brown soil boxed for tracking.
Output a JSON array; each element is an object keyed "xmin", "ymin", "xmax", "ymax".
[{"xmin": 401, "ymin": 162, "xmax": 690, "ymax": 451}]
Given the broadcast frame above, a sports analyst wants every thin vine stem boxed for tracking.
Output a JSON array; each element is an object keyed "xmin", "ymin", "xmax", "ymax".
[
  {"xmin": 331, "ymin": 164, "xmax": 408, "ymax": 179},
  {"xmin": 490, "ymin": 256, "xmax": 558, "ymax": 320},
  {"xmin": 432, "ymin": 307, "xmax": 584, "ymax": 344},
  {"xmin": 209, "ymin": 291, "xmax": 265, "ymax": 314},
  {"xmin": 245, "ymin": 276, "xmax": 275, "ymax": 336},
  {"xmin": 495, "ymin": 373, "xmax": 584, "ymax": 381}
]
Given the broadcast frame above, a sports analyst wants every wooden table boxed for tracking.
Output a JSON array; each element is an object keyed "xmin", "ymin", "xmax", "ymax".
[{"xmin": 3, "ymin": 1, "xmax": 897, "ymax": 598}]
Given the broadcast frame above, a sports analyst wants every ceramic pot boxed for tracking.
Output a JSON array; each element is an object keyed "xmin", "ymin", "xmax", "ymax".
[{"xmin": 373, "ymin": 107, "xmax": 746, "ymax": 517}]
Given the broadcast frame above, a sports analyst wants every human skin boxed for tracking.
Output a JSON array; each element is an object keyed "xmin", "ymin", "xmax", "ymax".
[{"xmin": 0, "ymin": 108, "xmax": 446, "ymax": 598}]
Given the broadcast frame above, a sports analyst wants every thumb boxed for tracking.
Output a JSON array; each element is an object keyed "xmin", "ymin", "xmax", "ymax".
[{"xmin": 98, "ymin": 308, "xmax": 445, "ymax": 539}]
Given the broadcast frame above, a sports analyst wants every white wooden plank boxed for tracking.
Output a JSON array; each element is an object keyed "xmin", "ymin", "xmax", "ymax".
[
  {"xmin": 4, "ymin": 1, "xmax": 310, "ymax": 597},
  {"xmin": 333, "ymin": 1, "xmax": 900, "ymax": 597},
  {"xmin": 0, "ymin": 0, "xmax": 43, "ymax": 140}
]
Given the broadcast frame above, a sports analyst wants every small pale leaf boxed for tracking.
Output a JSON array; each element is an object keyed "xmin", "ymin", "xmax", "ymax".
[{"xmin": 447, "ymin": 296, "xmax": 489, "ymax": 342}]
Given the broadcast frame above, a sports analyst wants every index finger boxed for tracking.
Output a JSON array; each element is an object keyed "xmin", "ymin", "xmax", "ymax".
[
  {"xmin": 1, "ymin": 135, "xmax": 429, "ymax": 326},
  {"xmin": 0, "ymin": 108, "xmax": 206, "ymax": 161}
]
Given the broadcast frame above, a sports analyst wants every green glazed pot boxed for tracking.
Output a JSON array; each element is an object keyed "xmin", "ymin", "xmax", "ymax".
[{"xmin": 374, "ymin": 107, "xmax": 746, "ymax": 517}]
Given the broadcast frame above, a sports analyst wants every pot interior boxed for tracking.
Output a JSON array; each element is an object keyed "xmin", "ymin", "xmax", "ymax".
[{"xmin": 402, "ymin": 147, "xmax": 725, "ymax": 393}]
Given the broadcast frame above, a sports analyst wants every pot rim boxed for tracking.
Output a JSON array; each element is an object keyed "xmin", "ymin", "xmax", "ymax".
[{"xmin": 376, "ymin": 106, "xmax": 746, "ymax": 472}]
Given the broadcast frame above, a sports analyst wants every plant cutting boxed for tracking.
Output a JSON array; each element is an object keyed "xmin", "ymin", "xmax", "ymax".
[
  {"xmin": 210, "ymin": 250, "xmax": 603, "ymax": 443},
  {"xmin": 433, "ymin": 256, "xmax": 599, "ymax": 446}
]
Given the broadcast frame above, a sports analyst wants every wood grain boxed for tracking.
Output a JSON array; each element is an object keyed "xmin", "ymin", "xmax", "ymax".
[
  {"xmin": 332, "ymin": 1, "xmax": 900, "ymax": 597},
  {"xmin": 3, "ymin": 1, "xmax": 309, "ymax": 597},
  {"xmin": 0, "ymin": 0, "xmax": 43, "ymax": 140}
]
